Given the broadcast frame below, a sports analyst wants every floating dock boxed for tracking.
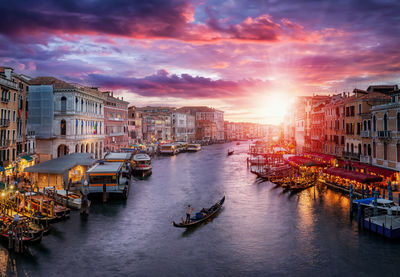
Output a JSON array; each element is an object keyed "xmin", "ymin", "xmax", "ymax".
[{"xmin": 364, "ymin": 215, "xmax": 400, "ymax": 239}]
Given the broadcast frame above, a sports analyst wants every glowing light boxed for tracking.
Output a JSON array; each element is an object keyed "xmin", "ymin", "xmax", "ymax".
[
  {"xmin": 10, "ymin": 185, "xmax": 14, "ymax": 190},
  {"xmin": 254, "ymin": 92, "xmax": 292, "ymax": 124},
  {"xmin": 1, "ymin": 192, "xmax": 5, "ymax": 197}
]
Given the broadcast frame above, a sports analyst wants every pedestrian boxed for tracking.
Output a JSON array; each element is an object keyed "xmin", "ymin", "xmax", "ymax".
[{"xmin": 186, "ymin": 204, "xmax": 194, "ymax": 223}]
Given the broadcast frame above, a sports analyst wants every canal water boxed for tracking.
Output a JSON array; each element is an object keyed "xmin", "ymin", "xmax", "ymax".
[{"xmin": 1, "ymin": 141, "xmax": 400, "ymax": 276}]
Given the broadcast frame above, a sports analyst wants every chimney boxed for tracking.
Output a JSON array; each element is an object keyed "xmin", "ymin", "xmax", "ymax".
[
  {"xmin": 4, "ymin": 68, "xmax": 13, "ymax": 80},
  {"xmin": 111, "ymin": 91, "xmax": 113, "ymax": 97}
]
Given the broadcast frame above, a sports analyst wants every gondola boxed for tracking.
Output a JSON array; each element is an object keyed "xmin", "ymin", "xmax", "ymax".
[
  {"xmin": 227, "ymin": 150, "xmax": 234, "ymax": 156},
  {"xmin": 172, "ymin": 195, "xmax": 225, "ymax": 228}
]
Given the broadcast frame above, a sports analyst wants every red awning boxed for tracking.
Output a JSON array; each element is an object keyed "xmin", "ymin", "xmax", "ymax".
[
  {"xmin": 322, "ymin": 168, "xmax": 382, "ymax": 183},
  {"xmin": 287, "ymin": 156, "xmax": 324, "ymax": 167},
  {"xmin": 305, "ymin": 152, "xmax": 336, "ymax": 163},
  {"xmin": 347, "ymin": 161, "xmax": 397, "ymax": 178}
]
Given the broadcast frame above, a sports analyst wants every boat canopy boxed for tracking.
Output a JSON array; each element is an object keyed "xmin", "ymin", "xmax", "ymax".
[{"xmin": 322, "ymin": 168, "xmax": 382, "ymax": 183}]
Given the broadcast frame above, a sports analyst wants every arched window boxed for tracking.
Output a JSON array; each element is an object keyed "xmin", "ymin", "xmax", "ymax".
[
  {"xmin": 351, "ymin": 143, "xmax": 354, "ymax": 153},
  {"xmin": 75, "ymin": 144, "xmax": 79, "ymax": 153},
  {"xmin": 363, "ymin": 144, "xmax": 367, "ymax": 156},
  {"xmin": 384, "ymin": 113, "xmax": 388, "ymax": 131},
  {"xmin": 368, "ymin": 144, "xmax": 371, "ymax": 156},
  {"xmin": 346, "ymin": 143, "xmax": 349, "ymax": 152},
  {"xmin": 358, "ymin": 143, "xmax": 361, "ymax": 155},
  {"xmin": 61, "ymin": 119, "xmax": 66, "ymax": 135},
  {"xmin": 373, "ymin": 115, "xmax": 376, "ymax": 131},
  {"xmin": 61, "ymin": 96, "xmax": 67, "ymax": 112}
]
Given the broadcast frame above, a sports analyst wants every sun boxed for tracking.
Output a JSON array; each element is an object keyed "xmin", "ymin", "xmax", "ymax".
[{"xmin": 255, "ymin": 92, "xmax": 291, "ymax": 124}]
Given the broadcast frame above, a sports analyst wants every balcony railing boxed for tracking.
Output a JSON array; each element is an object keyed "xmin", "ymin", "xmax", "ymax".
[
  {"xmin": 360, "ymin": 130, "xmax": 371, "ymax": 138},
  {"xmin": 360, "ymin": 155, "xmax": 372, "ymax": 164},
  {"xmin": 0, "ymin": 98, "xmax": 9, "ymax": 103},
  {"xmin": 377, "ymin": 130, "xmax": 391, "ymax": 139},
  {"xmin": 0, "ymin": 119, "xmax": 10, "ymax": 127},
  {"xmin": 0, "ymin": 140, "xmax": 10, "ymax": 148},
  {"xmin": 343, "ymin": 151, "xmax": 360, "ymax": 159},
  {"xmin": 0, "ymin": 78, "xmax": 17, "ymax": 89}
]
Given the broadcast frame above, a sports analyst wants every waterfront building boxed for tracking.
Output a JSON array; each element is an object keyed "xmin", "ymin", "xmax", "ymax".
[
  {"xmin": 103, "ymin": 92, "xmax": 129, "ymax": 152},
  {"xmin": 179, "ymin": 106, "xmax": 224, "ymax": 141},
  {"xmin": 310, "ymin": 101, "xmax": 326, "ymax": 153},
  {"xmin": 0, "ymin": 67, "xmax": 26, "ymax": 171},
  {"xmin": 343, "ymin": 89, "xmax": 391, "ymax": 163},
  {"xmin": 28, "ymin": 77, "xmax": 106, "ymax": 160},
  {"xmin": 371, "ymin": 91, "xmax": 400, "ymax": 171},
  {"xmin": 323, "ymin": 93, "xmax": 347, "ymax": 157},
  {"xmin": 171, "ymin": 112, "xmax": 187, "ymax": 141},
  {"xmin": 141, "ymin": 113, "xmax": 172, "ymax": 142},
  {"xmin": 196, "ymin": 120, "xmax": 217, "ymax": 141},
  {"xmin": 127, "ymin": 106, "xmax": 143, "ymax": 144},
  {"xmin": 24, "ymin": 153, "xmax": 95, "ymax": 189},
  {"xmin": 294, "ymin": 96, "xmax": 309, "ymax": 154},
  {"xmin": 186, "ymin": 114, "xmax": 195, "ymax": 142}
]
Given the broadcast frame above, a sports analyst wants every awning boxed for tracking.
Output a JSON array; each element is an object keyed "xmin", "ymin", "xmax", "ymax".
[
  {"xmin": 286, "ymin": 156, "xmax": 325, "ymax": 167},
  {"xmin": 323, "ymin": 168, "xmax": 382, "ymax": 183},
  {"xmin": 21, "ymin": 155, "xmax": 33, "ymax": 162},
  {"xmin": 349, "ymin": 162, "xmax": 397, "ymax": 178}
]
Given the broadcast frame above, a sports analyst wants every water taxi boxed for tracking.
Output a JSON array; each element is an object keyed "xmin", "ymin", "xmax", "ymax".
[
  {"xmin": 175, "ymin": 142, "xmax": 188, "ymax": 153},
  {"xmin": 187, "ymin": 143, "xmax": 201, "ymax": 152},
  {"xmin": 86, "ymin": 162, "xmax": 130, "ymax": 199},
  {"xmin": 103, "ymin": 152, "xmax": 132, "ymax": 177},
  {"xmin": 160, "ymin": 143, "xmax": 177, "ymax": 155},
  {"xmin": 132, "ymin": 153, "xmax": 152, "ymax": 178}
]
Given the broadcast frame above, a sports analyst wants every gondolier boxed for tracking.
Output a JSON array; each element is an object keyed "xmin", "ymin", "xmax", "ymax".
[{"xmin": 186, "ymin": 205, "xmax": 194, "ymax": 223}]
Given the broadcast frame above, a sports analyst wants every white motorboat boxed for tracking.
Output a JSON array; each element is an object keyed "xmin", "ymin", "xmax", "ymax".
[
  {"xmin": 353, "ymin": 198, "xmax": 400, "ymax": 215},
  {"xmin": 132, "ymin": 153, "xmax": 152, "ymax": 178},
  {"xmin": 187, "ymin": 143, "xmax": 201, "ymax": 152}
]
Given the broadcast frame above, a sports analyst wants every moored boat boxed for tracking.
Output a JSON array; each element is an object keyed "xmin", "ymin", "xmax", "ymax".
[
  {"xmin": 187, "ymin": 144, "xmax": 201, "ymax": 152},
  {"xmin": 173, "ymin": 195, "xmax": 225, "ymax": 228},
  {"xmin": 132, "ymin": 153, "xmax": 152, "ymax": 178},
  {"xmin": 160, "ymin": 143, "xmax": 177, "ymax": 155}
]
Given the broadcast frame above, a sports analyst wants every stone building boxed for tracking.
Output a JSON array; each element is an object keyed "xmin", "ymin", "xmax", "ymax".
[
  {"xmin": 127, "ymin": 106, "xmax": 143, "ymax": 144},
  {"xmin": 103, "ymin": 92, "xmax": 129, "ymax": 152},
  {"xmin": 28, "ymin": 77, "xmax": 106, "ymax": 161}
]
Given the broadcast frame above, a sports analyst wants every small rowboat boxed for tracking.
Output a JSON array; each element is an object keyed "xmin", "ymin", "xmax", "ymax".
[
  {"xmin": 227, "ymin": 150, "xmax": 234, "ymax": 156},
  {"xmin": 173, "ymin": 195, "xmax": 225, "ymax": 228}
]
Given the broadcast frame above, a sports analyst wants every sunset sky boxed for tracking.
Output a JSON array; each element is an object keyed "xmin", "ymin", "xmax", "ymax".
[{"xmin": 1, "ymin": 0, "xmax": 400, "ymax": 124}]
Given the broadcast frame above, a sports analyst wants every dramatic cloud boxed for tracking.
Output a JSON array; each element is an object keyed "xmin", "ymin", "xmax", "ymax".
[
  {"xmin": 1, "ymin": 0, "xmax": 400, "ymax": 123},
  {"xmin": 88, "ymin": 69, "xmax": 269, "ymax": 99}
]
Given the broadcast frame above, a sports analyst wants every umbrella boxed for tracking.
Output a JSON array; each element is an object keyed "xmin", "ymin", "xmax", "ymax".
[{"xmin": 388, "ymin": 181, "xmax": 393, "ymax": 201}]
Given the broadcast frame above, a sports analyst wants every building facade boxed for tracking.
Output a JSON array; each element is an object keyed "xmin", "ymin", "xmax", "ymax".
[
  {"xmin": 28, "ymin": 77, "xmax": 106, "ymax": 161},
  {"xmin": 127, "ymin": 106, "xmax": 143, "ymax": 144},
  {"xmin": 103, "ymin": 92, "xmax": 129, "ymax": 152}
]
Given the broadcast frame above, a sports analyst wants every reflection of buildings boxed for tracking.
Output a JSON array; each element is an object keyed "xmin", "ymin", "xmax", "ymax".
[
  {"xmin": 28, "ymin": 77, "xmax": 106, "ymax": 161},
  {"xmin": 103, "ymin": 91, "xmax": 129, "ymax": 152}
]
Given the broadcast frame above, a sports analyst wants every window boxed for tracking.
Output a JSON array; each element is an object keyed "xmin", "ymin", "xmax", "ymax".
[
  {"xmin": 61, "ymin": 96, "xmax": 67, "ymax": 112},
  {"xmin": 358, "ymin": 104, "xmax": 362, "ymax": 114},
  {"xmin": 13, "ymin": 93, "xmax": 16, "ymax": 102},
  {"xmin": 61, "ymin": 119, "xmax": 66, "ymax": 135},
  {"xmin": 357, "ymin": 123, "xmax": 360, "ymax": 135},
  {"xmin": 13, "ymin": 111, "xmax": 15, "ymax": 122},
  {"xmin": 368, "ymin": 144, "xmax": 371, "ymax": 156}
]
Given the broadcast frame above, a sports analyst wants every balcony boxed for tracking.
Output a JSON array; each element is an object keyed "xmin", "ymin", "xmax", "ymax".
[
  {"xmin": 360, "ymin": 130, "xmax": 371, "ymax": 138},
  {"xmin": 0, "ymin": 140, "xmax": 10, "ymax": 148},
  {"xmin": 377, "ymin": 130, "xmax": 391, "ymax": 139},
  {"xmin": 342, "ymin": 151, "xmax": 360, "ymax": 160},
  {"xmin": 0, "ymin": 78, "xmax": 17, "ymax": 89},
  {"xmin": 0, "ymin": 119, "xmax": 10, "ymax": 127},
  {"xmin": 0, "ymin": 98, "xmax": 9, "ymax": 104},
  {"xmin": 360, "ymin": 155, "xmax": 372, "ymax": 164}
]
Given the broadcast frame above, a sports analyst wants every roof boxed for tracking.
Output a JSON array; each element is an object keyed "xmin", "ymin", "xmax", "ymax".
[
  {"xmin": 87, "ymin": 162, "xmax": 123, "ymax": 173},
  {"xmin": 133, "ymin": 154, "xmax": 151, "ymax": 161},
  {"xmin": 29, "ymin": 77, "xmax": 75, "ymax": 89},
  {"xmin": 286, "ymin": 155, "xmax": 324, "ymax": 167},
  {"xmin": 24, "ymin": 153, "xmax": 95, "ymax": 174},
  {"xmin": 323, "ymin": 168, "xmax": 382, "ymax": 183},
  {"xmin": 104, "ymin": 152, "xmax": 131, "ymax": 160}
]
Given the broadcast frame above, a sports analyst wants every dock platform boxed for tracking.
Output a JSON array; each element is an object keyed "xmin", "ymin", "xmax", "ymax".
[{"xmin": 364, "ymin": 215, "xmax": 400, "ymax": 239}]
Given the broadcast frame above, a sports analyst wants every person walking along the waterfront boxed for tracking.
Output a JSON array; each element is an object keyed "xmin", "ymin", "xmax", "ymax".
[{"xmin": 186, "ymin": 205, "xmax": 194, "ymax": 223}]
